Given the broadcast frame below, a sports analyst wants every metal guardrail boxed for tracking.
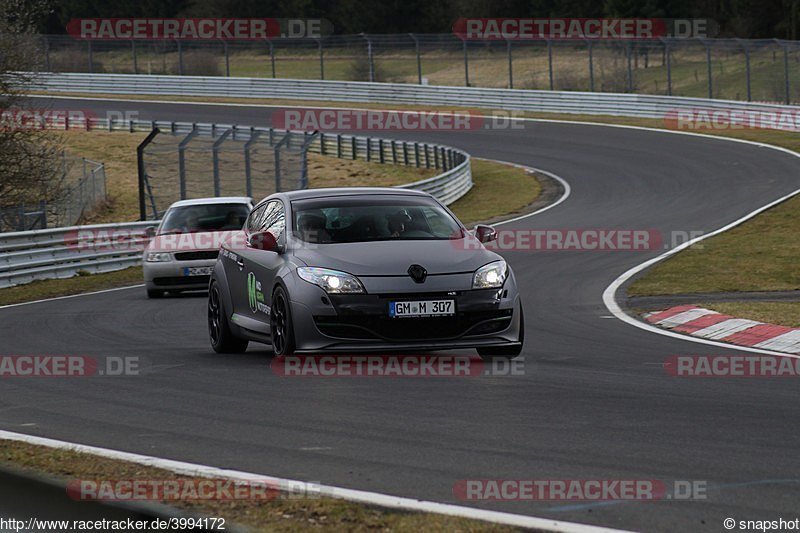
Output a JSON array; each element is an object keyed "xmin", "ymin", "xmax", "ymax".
[
  {"xmin": 0, "ymin": 221, "xmax": 151, "ymax": 288},
  {"xmin": 0, "ymin": 118, "xmax": 471, "ymax": 288},
  {"xmin": 30, "ymin": 72, "xmax": 800, "ymax": 127}
]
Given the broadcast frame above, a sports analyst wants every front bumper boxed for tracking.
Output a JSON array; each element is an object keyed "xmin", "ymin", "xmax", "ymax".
[
  {"xmin": 143, "ymin": 257, "xmax": 217, "ymax": 291},
  {"xmin": 288, "ymin": 284, "xmax": 522, "ymax": 353}
]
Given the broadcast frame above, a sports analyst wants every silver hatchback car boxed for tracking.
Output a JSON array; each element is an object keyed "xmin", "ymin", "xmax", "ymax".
[{"xmin": 143, "ymin": 197, "xmax": 253, "ymax": 298}]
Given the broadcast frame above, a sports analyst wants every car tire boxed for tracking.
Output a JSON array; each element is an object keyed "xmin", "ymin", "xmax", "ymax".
[
  {"xmin": 208, "ymin": 281, "xmax": 249, "ymax": 354},
  {"xmin": 270, "ymin": 286, "xmax": 296, "ymax": 356},
  {"xmin": 477, "ymin": 304, "xmax": 524, "ymax": 360},
  {"xmin": 147, "ymin": 289, "xmax": 164, "ymax": 299}
]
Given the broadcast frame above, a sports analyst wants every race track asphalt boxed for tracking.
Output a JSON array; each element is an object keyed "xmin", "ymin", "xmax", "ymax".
[{"xmin": 3, "ymin": 97, "xmax": 800, "ymax": 531}]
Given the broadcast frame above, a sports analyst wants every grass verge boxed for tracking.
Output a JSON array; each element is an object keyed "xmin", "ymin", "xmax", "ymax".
[
  {"xmin": 0, "ymin": 267, "xmax": 143, "ymax": 307},
  {"xmin": 697, "ymin": 301, "xmax": 800, "ymax": 329},
  {"xmin": 0, "ymin": 440, "xmax": 515, "ymax": 533}
]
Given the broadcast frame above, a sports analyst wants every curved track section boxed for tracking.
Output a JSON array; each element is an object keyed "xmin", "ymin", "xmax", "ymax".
[{"xmin": 4, "ymin": 97, "xmax": 800, "ymax": 531}]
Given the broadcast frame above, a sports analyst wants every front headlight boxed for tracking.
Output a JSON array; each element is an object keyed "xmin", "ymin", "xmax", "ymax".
[
  {"xmin": 297, "ymin": 267, "xmax": 365, "ymax": 294},
  {"xmin": 472, "ymin": 260, "xmax": 507, "ymax": 289},
  {"xmin": 145, "ymin": 252, "xmax": 172, "ymax": 262}
]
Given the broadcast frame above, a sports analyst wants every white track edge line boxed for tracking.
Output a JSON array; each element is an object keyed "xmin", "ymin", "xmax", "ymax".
[
  {"xmin": 0, "ymin": 430, "xmax": 628, "ymax": 533},
  {"xmin": 0, "ymin": 284, "xmax": 144, "ymax": 310}
]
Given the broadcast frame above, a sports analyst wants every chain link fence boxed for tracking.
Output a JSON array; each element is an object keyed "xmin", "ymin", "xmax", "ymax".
[
  {"xmin": 139, "ymin": 125, "xmax": 315, "ymax": 220},
  {"xmin": 36, "ymin": 34, "xmax": 800, "ymax": 104},
  {"xmin": 0, "ymin": 154, "xmax": 106, "ymax": 232}
]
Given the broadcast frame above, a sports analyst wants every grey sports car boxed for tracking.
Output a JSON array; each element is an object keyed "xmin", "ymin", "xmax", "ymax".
[{"xmin": 207, "ymin": 187, "xmax": 524, "ymax": 358}]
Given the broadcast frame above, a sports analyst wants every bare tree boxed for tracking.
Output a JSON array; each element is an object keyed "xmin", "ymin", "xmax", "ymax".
[{"xmin": 0, "ymin": 0, "xmax": 65, "ymax": 210}]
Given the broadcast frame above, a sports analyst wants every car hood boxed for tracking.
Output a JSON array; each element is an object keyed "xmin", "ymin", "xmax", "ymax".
[
  {"xmin": 147, "ymin": 230, "xmax": 237, "ymax": 252},
  {"xmin": 291, "ymin": 237, "xmax": 499, "ymax": 276}
]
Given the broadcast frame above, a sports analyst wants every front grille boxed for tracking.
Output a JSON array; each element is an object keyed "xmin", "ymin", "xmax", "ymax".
[
  {"xmin": 314, "ymin": 310, "xmax": 512, "ymax": 341},
  {"xmin": 153, "ymin": 276, "xmax": 210, "ymax": 286},
  {"xmin": 175, "ymin": 251, "xmax": 218, "ymax": 261}
]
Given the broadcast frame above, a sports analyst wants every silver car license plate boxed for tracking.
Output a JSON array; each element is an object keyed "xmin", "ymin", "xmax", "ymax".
[
  {"xmin": 389, "ymin": 299, "xmax": 455, "ymax": 318},
  {"xmin": 184, "ymin": 266, "xmax": 214, "ymax": 276}
]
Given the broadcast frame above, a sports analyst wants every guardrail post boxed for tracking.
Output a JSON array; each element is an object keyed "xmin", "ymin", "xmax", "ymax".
[
  {"xmin": 433, "ymin": 146, "xmax": 439, "ymax": 168},
  {"xmin": 586, "ymin": 39, "xmax": 594, "ymax": 92},
  {"xmin": 547, "ymin": 39, "xmax": 554, "ymax": 90},
  {"xmin": 462, "ymin": 38, "xmax": 469, "ymax": 86},
  {"xmin": 336, "ymin": 133, "xmax": 342, "ymax": 158},
  {"xmin": 403, "ymin": 143, "xmax": 409, "ymax": 165},
  {"xmin": 414, "ymin": 143, "xmax": 420, "ymax": 167},
  {"xmin": 410, "ymin": 33, "xmax": 422, "ymax": 84},
  {"xmin": 424, "ymin": 144, "xmax": 430, "ymax": 168},
  {"xmin": 351, "ymin": 137, "xmax": 357, "ymax": 160},
  {"xmin": 440, "ymin": 147, "xmax": 447, "ymax": 171},
  {"xmin": 506, "ymin": 39, "xmax": 513, "ymax": 88},
  {"xmin": 391, "ymin": 140, "xmax": 398, "ymax": 164},
  {"xmin": 131, "ymin": 40, "xmax": 138, "ymax": 74},
  {"xmin": 366, "ymin": 138, "xmax": 371, "ymax": 162},
  {"xmin": 137, "ymin": 128, "xmax": 160, "ymax": 220}
]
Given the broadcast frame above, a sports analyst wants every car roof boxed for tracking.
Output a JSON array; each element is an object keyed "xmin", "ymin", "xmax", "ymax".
[
  {"xmin": 281, "ymin": 187, "xmax": 429, "ymax": 201},
  {"xmin": 168, "ymin": 197, "xmax": 253, "ymax": 208}
]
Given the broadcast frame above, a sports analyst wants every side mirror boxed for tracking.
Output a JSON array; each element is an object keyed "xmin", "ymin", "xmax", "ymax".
[
  {"xmin": 248, "ymin": 231, "xmax": 280, "ymax": 253},
  {"xmin": 474, "ymin": 224, "xmax": 497, "ymax": 243}
]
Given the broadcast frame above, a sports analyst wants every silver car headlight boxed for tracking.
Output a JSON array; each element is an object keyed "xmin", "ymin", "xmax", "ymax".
[
  {"xmin": 297, "ymin": 267, "xmax": 365, "ymax": 294},
  {"xmin": 145, "ymin": 252, "xmax": 172, "ymax": 262},
  {"xmin": 472, "ymin": 260, "xmax": 507, "ymax": 289}
]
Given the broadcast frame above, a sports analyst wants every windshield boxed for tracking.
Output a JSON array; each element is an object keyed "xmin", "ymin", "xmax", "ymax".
[
  {"xmin": 292, "ymin": 196, "xmax": 463, "ymax": 244},
  {"xmin": 159, "ymin": 203, "xmax": 250, "ymax": 234}
]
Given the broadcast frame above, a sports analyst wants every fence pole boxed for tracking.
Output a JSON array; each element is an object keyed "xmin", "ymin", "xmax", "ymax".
[
  {"xmin": 44, "ymin": 37, "xmax": 50, "ymax": 71},
  {"xmin": 626, "ymin": 41, "xmax": 633, "ymax": 92},
  {"xmin": 87, "ymin": 40, "xmax": 93, "ymax": 73},
  {"xmin": 410, "ymin": 33, "xmax": 422, "ymax": 84},
  {"xmin": 664, "ymin": 39, "xmax": 672, "ymax": 95},
  {"xmin": 318, "ymin": 38, "xmax": 324, "ymax": 80},
  {"xmin": 137, "ymin": 128, "xmax": 160, "ymax": 221},
  {"xmin": 243, "ymin": 129, "xmax": 261, "ymax": 197},
  {"xmin": 547, "ymin": 39, "xmax": 554, "ymax": 90},
  {"xmin": 177, "ymin": 40, "xmax": 183, "ymax": 75},
  {"xmin": 178, "ymin": 127, "xmax": 199, "ymax": 200},
  {"xmin": 783, "ymin": 42, "xmax": 791, "ymax": 104},
  {"xmin": 742, "ymin": 41, "xmax": 751, "ymax": 101},
  {"xmin": 506, "ymin": 39, "xmax": 513, "ymax": 88},
  {"xmin": 268, "ymin": 40, "xmax": 276, "ymax": 77},
  {"xmin": 463, "ymin": 39, "xmax": 469, "ymax": 86},
  {"xmin": 39, "ymin": 200, "xmax": 47, "ymax": 229},
  {"xmin": 224, "ymin": 40, "xmax": 230, "ymax": 76},
  {"xmin": 587, "ymin": 39, "xmax": 594, "ymax": 92},
  {"xmin": 131, "ymin": 40, "xmax": 138, "ymax": 74},
  {"xmin": 212, "ymin": 129, "xmax": 232, "ymax": 197},
  {"xmin": 365, "ymin": 34, "xmax": 375, "ymax": 82},
  {"xmin": 705, "ymin": 42, "xmax": 713, "ymax": 98}
]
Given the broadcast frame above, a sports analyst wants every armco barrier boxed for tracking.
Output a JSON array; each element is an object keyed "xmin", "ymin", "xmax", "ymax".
[{"xmin": 29, "ymin": 72, "xmax": 800, "ymax": 126}]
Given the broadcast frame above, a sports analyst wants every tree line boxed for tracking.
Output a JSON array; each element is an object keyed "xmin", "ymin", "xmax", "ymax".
[{"xmin": 38, "ymin": 0, "xmax": 799, "ymax": 40}]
